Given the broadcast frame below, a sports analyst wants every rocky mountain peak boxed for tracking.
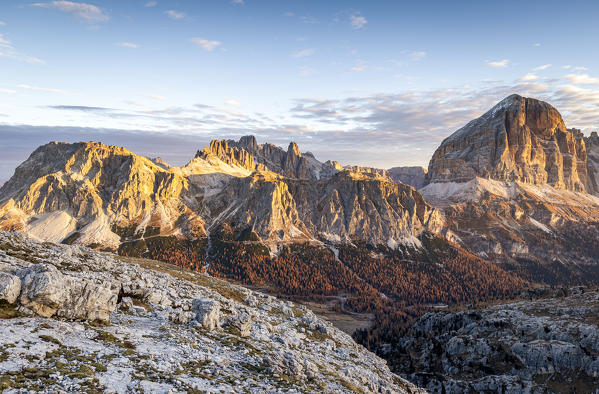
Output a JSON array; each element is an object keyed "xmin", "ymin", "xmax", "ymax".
[
  {"xmin": 428, "ymin": 95, "xmax": 597, "ymax": 194},
  {"xmin": 287, "ymin": 141, "xmax": 301, "ymax": 157},
  {"xmin": 196, "ymin": 139, "xmax": 258, "ymax": 172},
  {"xmin": 151, "ymin": 157, "xmax": 171, "ymax": 170},
  {"xmin": 237, "ymin": 135, "xmax": 259, "ymax": 152}
]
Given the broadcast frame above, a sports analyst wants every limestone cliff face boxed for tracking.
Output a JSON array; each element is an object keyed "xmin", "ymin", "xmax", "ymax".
[
  {"xmin": 196, "ymin": 139, "xmax": 262, "ymax": 172},
  {"xmin": 203, "ymin": 170, "xmax": 441, "ymax": 244},
  {"xmin": 204, "ymin": 171, "xmax": 309, "ymax": 241},
  {"xmin": 286, "ymin": 171, "xmax": 442, "ymax": 244},
  {"xmin": 586, "ymin": 132, "xmax": 599, "ymax": 192},
  {"xmin": 387, "ymin": 167, "xmax": 428, "ymax": 189},
  {"xmin": 428, "ymin": 95, "xmax": 596, "ymax": 194}
]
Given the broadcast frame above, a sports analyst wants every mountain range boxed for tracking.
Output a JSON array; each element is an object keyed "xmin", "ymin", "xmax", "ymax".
[
  {"xmin": 0, "ymin": 133, "xmax": 442, "ymax": 251},
  {"xmin": 1, "ymin": 94, "xmax": 598, "ymax": 282}
]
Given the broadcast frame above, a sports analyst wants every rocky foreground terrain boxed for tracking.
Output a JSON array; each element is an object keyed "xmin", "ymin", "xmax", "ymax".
[
  {"xmin": 0, "ymin": 231, "xmax": 422, "ymax": 393},
  {"xmin": 393, "ymin": 288, "xmax": 599, "ymax": 393}
]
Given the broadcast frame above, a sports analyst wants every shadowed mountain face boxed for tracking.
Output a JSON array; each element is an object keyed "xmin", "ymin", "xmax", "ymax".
[{"xmin": 428, "ymin": 94, "xmax": 597, "ymax": 194}]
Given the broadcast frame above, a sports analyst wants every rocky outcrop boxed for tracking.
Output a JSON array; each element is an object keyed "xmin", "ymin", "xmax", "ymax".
[
  {"xmin": 196, "ymin": 139, "xmax": 261, "ymax": 172},
  {"xmin": 393, "ymin": 287, "xmax": 599, "ymax": 393},
  {"xmin": 198, "ymin": 136, "xmax": 324, "ymax": 180},
  {"xmin": 204, "ymin": 171, "xmax": 309, "ymax": 241},
  {"xmin": 422, "ymin": 96, "xmax": 599, "ymax": 277},
  {"xmin": 192, "ymin": 298, "xmax": 220, "ymax": 330},
  {"xmin": 0, "ymin": 231, "xmax": 423, "ymax": 393},
  {"xmin": 0, "ymin": 272, "xmax": 21, "ymax": 304},
  {"xmin": 586, "ymin": 131, "xmax": 599, "ymax": 192},
  {"xmin": 428, "ymin": 95, "xmax": 596, "ymax": 194},
  {"xmin": 150, "ymin": 157, "xmax": 171, "ymax": 170},
  {"xmin": 388, "ymin": 166, "xmax": 428, "ymax": 189},
  {"xmin": 16, "ymin": 263, "xmax": 118, "ymax": 323}
]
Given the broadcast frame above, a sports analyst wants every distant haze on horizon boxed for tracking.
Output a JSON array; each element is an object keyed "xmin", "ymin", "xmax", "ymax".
[{"xmin": 1, "ymin": 0, "xmax": 599, "ymax": 185}]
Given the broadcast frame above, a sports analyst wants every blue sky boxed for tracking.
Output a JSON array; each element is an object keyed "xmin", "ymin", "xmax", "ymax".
[{"xmin": 1, "ymin": 0, "xmax": 599, "ymax": 184}]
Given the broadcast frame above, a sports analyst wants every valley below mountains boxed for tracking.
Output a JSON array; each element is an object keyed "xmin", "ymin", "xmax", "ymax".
[{"xmin": 1, "ymin": 94, "xmax": 599, "ymax": 393}]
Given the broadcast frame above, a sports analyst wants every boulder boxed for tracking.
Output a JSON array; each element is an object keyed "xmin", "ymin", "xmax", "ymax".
[
  {"xmin": 18, "ymin": 263, "xmax": 67, "ymax": 317},
  {"xmin": 169, "ymin": 308, "xmax": 193, "ymax": 325},
  {"xmin": 0, "ymin": 272, "xmax": 21, "ymax": 304},
  {"xmin": 17, "ymin": 263, "xmax": 117, "ymax": 323},
  {"xmin": 227, "ymin": 311, "xmax": 251, "ymax": 337},
  {"xmin": 192, "ymin": 298, "xmax": 220, "ymax": 330}
]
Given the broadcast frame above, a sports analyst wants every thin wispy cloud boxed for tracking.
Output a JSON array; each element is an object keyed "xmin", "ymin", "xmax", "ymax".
[
  {"xmin": 0, "ymin": 21, "xmax": 5, "ymax": 26},
  {"xmin": 564, "ymin": 73, "xmax": 599, "ymax": 85},
  {"xmin": 403, "ymin": 50, "xmax": 427, "ymax": 62},
  {"xmin": 0, "ymin": 88, "xmax": 16, "ymax": 94},
  {"xmin": 517, "ymin": 73, "xmax": 539, "ymax": 82},
  {"xmin": 116, "ymin": 42, "xmax": 139, "ymax": 49},
  {"xmin": 17, "ymin": 84, "xmax": 65, "ymax": 93},
  {"xmin": 563, "ymin": 65, "xmax": 588, "ymax": 71},
  {"xmin": 300, "ymin": 15, "xmax": 318, "ymax": 24},
  {"xmin": 0, "ymin": 34, "xmax": 44, "ymax": 64},
  {"xmin": 350, "ymin": 13, "xmax": 367, "ymax": 29},
  {"xmin": 48, "ymin": 105, "xmax": 112, "ymax": 112},
  {"xmin": 348, "ymin": 59, "xmax": 368, "ymax": 72},
  {"xmin": 299, "ymin": 67, "xmax": 314, "ymax": 77},
  {"xmin": 231, "ymin": 0, "xmax": 244, "ymax": 4},
  {"xmin": 165, "ymin": 10, "xmax": 185, "ymax": 20},
  {"xmin": 291, "ymin": 48, "xmax": 314, "ymax": 58},
  {"xmin": 485, "ymin": 59, "xmax": 509, "ymax": 68},
  {"xmin": 533, "ymin": 43, "xmax": 541, "ymax": 47},
  {"xmin": 32, "ymin": 1, "xmax": 109, "ymax": 22},
  {"xmin": 533, "ymin": 64, "xmax": 551, "ymax": 71},
  {"xmin": 191, "ymin": 37, "xmax": 221, "ymax": 51},
  {"xmin": 146, "ymin": 94, "xmax": 165, "ymax": 100},
  {"xmin": 225, "ymin": 99, "xmax": 241, "ymax": 107},
  {"xmin": 144, "ymin": 1, "xmax": 157, "ymax": 7}
]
